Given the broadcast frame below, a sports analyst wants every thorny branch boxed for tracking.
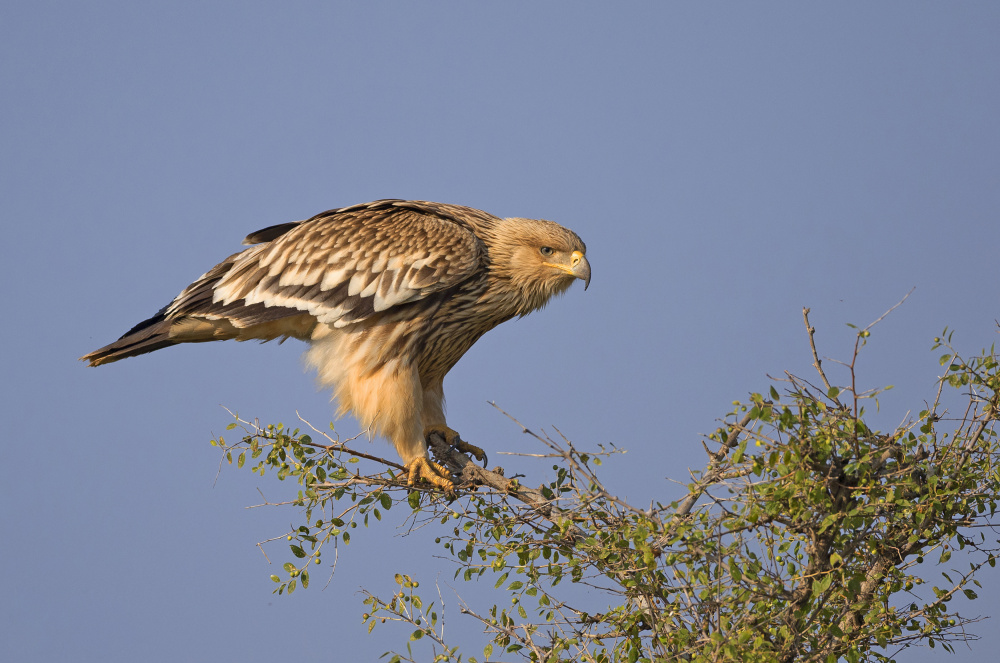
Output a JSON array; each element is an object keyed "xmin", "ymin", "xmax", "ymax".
[{"xmin": 216, "ymin": 298, "xmax": 1000, "ymax": 663}]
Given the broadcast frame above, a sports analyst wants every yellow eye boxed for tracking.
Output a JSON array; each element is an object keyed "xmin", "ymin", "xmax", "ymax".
[{"xmin": 539, "ymin": 246, "xmax": 554, "ymax": 256}]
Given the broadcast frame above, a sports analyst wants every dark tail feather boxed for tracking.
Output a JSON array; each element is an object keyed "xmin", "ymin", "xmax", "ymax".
[
  {"xmin": 80, "ymin": 308, "xmax": 178, "ymax": 366},
  {"xmin": 80, "ymin": 243, "xmax": 308, "ymax": 367},
  {"xmin": 81, "ymin": 255, "xmax": 237, "ymax": 367}
]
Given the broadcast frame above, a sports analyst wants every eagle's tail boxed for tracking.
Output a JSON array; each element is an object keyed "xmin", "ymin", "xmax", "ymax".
[
  {"xmin": 81, "ymin": 224, "xmax": 329, "ymax": 368},
  {"xmin": 80, "ymin": 257, "xmax": 244, "ymax": 367},
  {"xmin": 79, "ymin": 310, "xmax": 203, "ymax": 366},
  {"xmin": 81, "ymin": 253, "xmax": 317, "ymax": 367}
]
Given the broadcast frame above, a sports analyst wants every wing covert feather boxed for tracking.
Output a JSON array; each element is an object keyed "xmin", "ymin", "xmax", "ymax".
[{"xmin": 212, "ymin": 201, "xmax": 488, "ymax": 327}]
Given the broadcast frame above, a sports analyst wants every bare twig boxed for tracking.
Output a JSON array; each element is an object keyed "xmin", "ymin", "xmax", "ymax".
[{"xmin": 803, "ymin": 307, "xmax": 835, "ymax": 395}]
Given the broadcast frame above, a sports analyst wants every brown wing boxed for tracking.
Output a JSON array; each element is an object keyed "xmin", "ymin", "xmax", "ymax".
[
  {"xmin": 209, "ymin": 200, "xmax": 489, "ymax": 327},
  {"xmin": 81, "ymin": 200, "xmax": 494, "ymax": 366}
]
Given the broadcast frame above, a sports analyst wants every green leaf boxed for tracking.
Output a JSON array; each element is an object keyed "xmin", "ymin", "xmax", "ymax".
[
  {"xmin": 290, "ymin": 545, "xmax": 306, "ymax": 558},
  {"xmin": 812, "ymin": 573, "xmax": 833, "ymax": 596},
  {"xmin": 964, "ymin": 589, "xmax": 978, "ymax": 600}
]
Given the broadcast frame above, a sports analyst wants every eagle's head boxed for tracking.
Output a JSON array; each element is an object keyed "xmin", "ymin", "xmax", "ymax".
[{"xmin": 490, "ymin": 217, "xmax": 590, "ymax": 316}]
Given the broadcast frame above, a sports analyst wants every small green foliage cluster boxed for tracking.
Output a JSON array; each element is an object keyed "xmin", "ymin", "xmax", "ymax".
[
  {"xmin": 360, "ymin": 573, "xmax": 463, "ymax": 663},
  {"xmin": 210, "ymin": 420, "xmax": 408, "ymax": 596},
  {"xmin": 670, "ymin": 369, "xmax": 997, "ymax": 661},
  {"xmin": 215, "ymin": 318, "xmax": 1000, "ymax": 662}
]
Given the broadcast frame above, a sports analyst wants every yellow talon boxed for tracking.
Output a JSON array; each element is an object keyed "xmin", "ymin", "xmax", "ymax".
[
  {"xmin": 423, "ymin": 425, "xmax": 488, "ymax": 467},
  {"xmin": 404, "ymin": 456, "xmax": 454, "ymax": 491}
]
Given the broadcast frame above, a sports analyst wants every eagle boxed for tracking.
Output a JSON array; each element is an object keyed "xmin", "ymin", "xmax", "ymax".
[{"xmin": 82, "ymin": 199, "xmax": 591, "ymax": 490}]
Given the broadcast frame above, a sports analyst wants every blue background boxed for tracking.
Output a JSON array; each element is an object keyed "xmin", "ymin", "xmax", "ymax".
[{"xmin": 2, "ymin": 3, "xmax": 999, "ymax": 661}]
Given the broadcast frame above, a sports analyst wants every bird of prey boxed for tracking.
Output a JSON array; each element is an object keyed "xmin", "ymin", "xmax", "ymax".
[{"xmin": 81, "ymin": 200, "xmax": 590, "ymax": 490}]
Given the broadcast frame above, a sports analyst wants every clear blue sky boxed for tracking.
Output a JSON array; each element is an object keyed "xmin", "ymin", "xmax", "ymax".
[{"xmin": 2, "ymin": 3, "xmax": 999, "ymax": 661}]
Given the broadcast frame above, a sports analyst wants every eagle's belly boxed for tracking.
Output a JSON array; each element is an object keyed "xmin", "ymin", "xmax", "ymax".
[
  {"xmin": 302, "ymin": 307, "xmax": 502, "ymax": 459},
  {"xmin": 414, "ymin": 294, "xmax": 516, "ymax": 385},
  {"xmin": 415, "ymin": 318, "xmax": 499, "ymax": 383}
]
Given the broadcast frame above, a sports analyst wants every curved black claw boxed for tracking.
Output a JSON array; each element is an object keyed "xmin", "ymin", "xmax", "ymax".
[{"xmin": 454, "ymin": 439, "xmax": 488, "ymax": 468}]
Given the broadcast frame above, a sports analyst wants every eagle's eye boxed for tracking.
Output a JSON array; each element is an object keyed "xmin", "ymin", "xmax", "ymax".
[{"xmin": 539, "ymin": 246, "xmax": 554, "ymax": 257}]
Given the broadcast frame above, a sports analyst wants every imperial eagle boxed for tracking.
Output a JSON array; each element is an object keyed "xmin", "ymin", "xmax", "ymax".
[{"xmin": 82, "ymin": 200, "xmax": 591, "ymax": 489}]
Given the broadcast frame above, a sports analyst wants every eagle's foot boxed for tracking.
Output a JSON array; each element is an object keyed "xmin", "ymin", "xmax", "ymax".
[
  {"xmin": 404, "ymin": 455, "xmax": 454, "ymax": 492},
  {"xmin": 423, "ymin": 425, "xmax": 488, "ymax": 467}
]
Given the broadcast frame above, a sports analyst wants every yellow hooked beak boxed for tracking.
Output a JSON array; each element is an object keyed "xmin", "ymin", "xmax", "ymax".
[{"xmin": 544, "ymin": 250, "xmax": 591, "ymax": 290}]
